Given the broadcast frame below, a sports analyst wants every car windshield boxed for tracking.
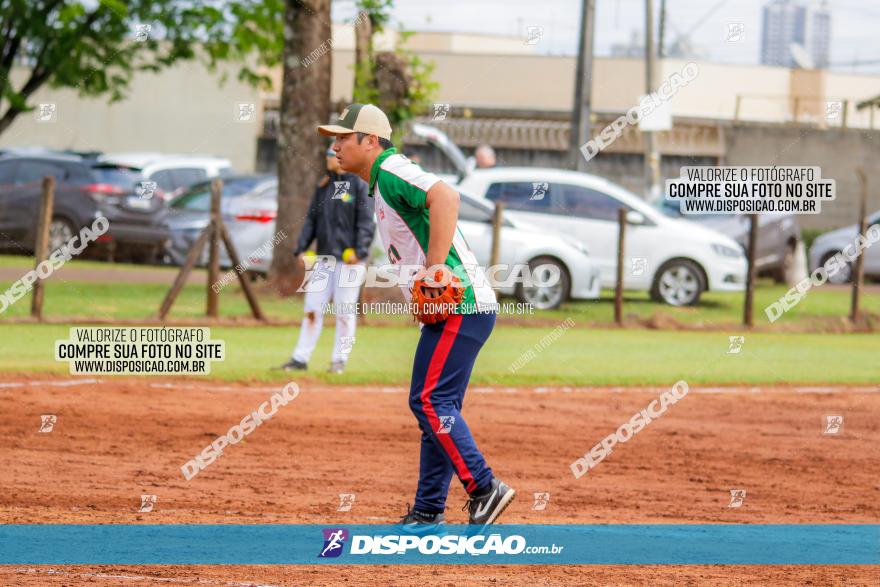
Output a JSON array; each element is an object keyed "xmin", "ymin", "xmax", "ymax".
[
  {"xmin": 170, "ymin": 177, "xmax": 269, "ymax": 211},
  {"xmin": 90, "ymin": 165, "xmax": 144, "ymax": 189}
]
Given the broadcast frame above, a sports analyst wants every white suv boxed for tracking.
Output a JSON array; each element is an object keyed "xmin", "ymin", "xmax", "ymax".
[
  {"xmin": 97, "ymin": 153, "xmax": 234, "ymax": 201},
  {"xmin": 457, "ymin": 167, "xmax": 746, "ymax": 306}
]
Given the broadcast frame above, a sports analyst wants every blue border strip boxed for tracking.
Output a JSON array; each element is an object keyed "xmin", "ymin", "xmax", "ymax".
[{"xmin": 1, "ymin": 524, "xmax": 877, "ymax": 565}]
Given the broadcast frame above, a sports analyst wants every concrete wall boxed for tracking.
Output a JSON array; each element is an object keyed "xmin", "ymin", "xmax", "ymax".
[
  {"xmin": 826, "ymin": 71, "xmax": 880, "ymax": 128},
  {"xmin": 0, "ymin": 59, "xmax": 262, "ymax": 172},
  {"xmin": 327, "ymin": 39, "xmax": 880, "ymax": 128},
  {"xmin": 725, "ymin": 125, "xmax": 880, "ymax": 230}
]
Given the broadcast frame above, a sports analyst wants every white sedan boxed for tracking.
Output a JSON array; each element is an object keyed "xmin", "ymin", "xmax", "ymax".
[
  {"xmin": 371, "ymin": 193, "xmax": 600, "ymax": 309},
  {"xmin": 457, "ymin": 167, "xmax": 747, "ymax": 306}
]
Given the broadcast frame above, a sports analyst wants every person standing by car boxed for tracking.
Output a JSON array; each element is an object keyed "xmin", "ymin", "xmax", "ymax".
[
  {"xmin": 277, "ymin": 148, "xmax": 374, "ymax": 374},
  {"xmin": 474, "ymin": 144, "xmax": 497, "ymax": 169}
]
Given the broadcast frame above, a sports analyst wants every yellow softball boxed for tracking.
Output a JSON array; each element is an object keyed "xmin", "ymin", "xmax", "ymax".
[{"xmin": 302, "ymin": 250, "xmax": 316, "ymax": 270}]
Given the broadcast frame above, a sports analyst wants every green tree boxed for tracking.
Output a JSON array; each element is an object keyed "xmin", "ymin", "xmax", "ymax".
[
  {"xmin": 268, "ymin": 0, "xmax": 332, "ymax": 291},
  {"xmin": 0, "ymin": 0, "xmax": 285, "ymax": 136},
  {"xmin": 0, "ymin": 0, "xmax": 332, "ymax": 290},
  {"xmin": 351, "ymin": 1, "xmax": 436, "ymax": 145},
  {"xmin": 352, "ymin": 0, "xmax": 392, "ymax": 96}
]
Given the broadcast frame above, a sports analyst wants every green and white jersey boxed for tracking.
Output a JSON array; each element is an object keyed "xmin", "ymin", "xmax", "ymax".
[{"xmin": 369, "ymin": 147, "xmax": 496, "ymax": 314}]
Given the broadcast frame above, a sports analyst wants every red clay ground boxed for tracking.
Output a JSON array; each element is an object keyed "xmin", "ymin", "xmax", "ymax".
[{"xmin": 1, "ymin": 375, "xmax": 878, "ymax": 585}]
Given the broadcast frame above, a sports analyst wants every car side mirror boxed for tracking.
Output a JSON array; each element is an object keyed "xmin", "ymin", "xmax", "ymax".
[{"xmin": 626, "ymin": 210, "xmax": 646, "ymax": 225}]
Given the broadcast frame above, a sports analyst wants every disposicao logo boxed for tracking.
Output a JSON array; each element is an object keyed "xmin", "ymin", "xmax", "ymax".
[
  {"xmin": 319, "ymin": 528, "xmax": 349, "ymax": 558},
  {"xmin": 316, "ymin": 530, "xmax": 561, "ymax": 557}
]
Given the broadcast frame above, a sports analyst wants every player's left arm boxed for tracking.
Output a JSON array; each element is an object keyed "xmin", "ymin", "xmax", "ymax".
[{"xmin": 424, "ymin": 181, "xmax": 459, "ymax": 268}]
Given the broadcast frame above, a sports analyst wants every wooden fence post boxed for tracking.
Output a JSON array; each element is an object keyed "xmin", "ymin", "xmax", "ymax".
[
  {"xmin": 158, "ymin": 178, "xmax": 265, "ymax": 321},
  {"xmin": 31, "ymin": 176, "xmax": 56, "ymax": 319},
  {"xmin": 207, "ymin": 179, "xmax": 222, "ymax": 318},
  {"xmin": 743, "ymin": 214, "xmax": 758, "ymax": 327},
  {"xmin": 851, "ymin": 168, "xmax": 868, "ymax": 322},
  {"xmin": 615, "ymin": 208, "xmax": 626, "ymax": 325},
  {"xmin": 490, "ymin": 201, "xmax": 504, "ymax": 269}
]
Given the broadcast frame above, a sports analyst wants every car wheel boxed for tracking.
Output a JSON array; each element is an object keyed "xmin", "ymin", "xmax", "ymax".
[
  {"xmin": 823, "ymin": 252, "xmax": 852, "ymax": 284},
  {"xmin": 515, "ymin": 256, "xmax": 570, "ymax": 310},
  {"xmin": 48, "ymin": 218, "xmax": 75, "ymax": 253},
  {"xmin": 651, "ymin": 259, "xmax": 705, "ymax": 306}
]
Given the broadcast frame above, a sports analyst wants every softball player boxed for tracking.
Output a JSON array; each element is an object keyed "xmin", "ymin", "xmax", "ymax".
[
  {"xmin": 317, "ymin": 103, "xmax": 515, "ymax": 530},
  {"xmin": 279, "ymin": 148, "xmax": 373, "ymax": 375}
]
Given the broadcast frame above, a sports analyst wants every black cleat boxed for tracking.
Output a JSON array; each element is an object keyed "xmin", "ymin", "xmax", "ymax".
[
  {"xmin": 276, "ymin": 358, "xmax": 307, "ymax": 371},
  {"xmin": 398, "ymin": 504, "xmax": 446, "ymax": 535},
  {"xmin": 464, "ymin": 478, "xmax": 516, "ymax": 528}
]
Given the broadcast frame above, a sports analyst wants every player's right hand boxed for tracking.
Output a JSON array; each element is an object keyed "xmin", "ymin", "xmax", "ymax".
[{"xmin": 301, "ymin": 251, "xmax": 316, "ymax": 270}]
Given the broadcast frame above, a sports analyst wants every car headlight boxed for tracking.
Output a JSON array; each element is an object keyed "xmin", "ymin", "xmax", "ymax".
[
  {"xmin": 712, "ymin": 243, "xmax": 742, "ymax": 258},
  {"xmin": 562, "ymin": 236, "xmax": 590, "ymax": 256}
]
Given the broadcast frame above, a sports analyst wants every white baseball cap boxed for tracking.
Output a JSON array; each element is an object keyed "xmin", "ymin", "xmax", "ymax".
[{"xmin": 316, "ymin": 103, "xmax": 392, "ymax": 141}]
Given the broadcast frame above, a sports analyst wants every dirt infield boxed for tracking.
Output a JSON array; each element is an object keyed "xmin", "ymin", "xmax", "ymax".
[{"xmin": 1, "ymin": 376, "xmax": 878, "ymax": 585}]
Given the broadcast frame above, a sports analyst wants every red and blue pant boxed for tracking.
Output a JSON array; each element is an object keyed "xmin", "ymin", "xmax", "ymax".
[{"xmin": 409, "ymin": 311, "xmax": 496, "ymax": 514}]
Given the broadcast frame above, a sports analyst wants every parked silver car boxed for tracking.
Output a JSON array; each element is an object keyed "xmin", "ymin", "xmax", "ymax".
[
  {"xmin": 164, "ymin": 175, "xmax": 278, "ymax": 272},
  {"xmin": 370, "ymin": 193, "xmax": 601, "ymax": 309},
  {"xmin": 459, "ymin": 195, "xmax": 601, "ymax": 309},
  {"xmin": 809, "ymin": 210, "xmax": 880, "ymax": 283},
  {"xmin": 165, "ymin": 175, "xmax": 600, "ymax": 308}
]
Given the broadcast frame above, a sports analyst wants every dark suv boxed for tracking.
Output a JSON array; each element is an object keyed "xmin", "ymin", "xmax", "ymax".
[{"xmin": 0, "ymin": 153, "xmax": 170, "ymax": 262}]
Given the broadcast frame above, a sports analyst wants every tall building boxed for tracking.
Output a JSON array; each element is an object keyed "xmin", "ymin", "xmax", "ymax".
[
  {"xmin": 761, "ymin": 0, "xmax": 831, "ymax": 69},
  {"xmin": 810, "ymin": 1, "xmax": 831, "ymax": 69}
]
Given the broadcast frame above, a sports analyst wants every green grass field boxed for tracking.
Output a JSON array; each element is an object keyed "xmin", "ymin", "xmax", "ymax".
[
  {"xmin": 3, "ymin": 323, "xmax": 877, "ymax": 386},
  {"xmin": 1, "ymin": 253, "xmax": 877, "ymax": 326},
  {"xmin": 0, "ymin": 254, "xmax": 148, "ymax": 271},
  {"xmin": 1, "ymin": 254, "xmax": 877, "ymax": 386}
]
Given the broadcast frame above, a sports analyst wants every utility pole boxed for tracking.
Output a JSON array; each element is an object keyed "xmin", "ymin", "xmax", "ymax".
[
  {"xmin": 571, "ymin": 0, "xmax": 596, "ymax": 172},
  {"xmin": 658, "ymin": 0, "xmax": 667, "ymax": 58},
  {"xmin": 643, "ymin": 0, "xmax": 661, "ymax": 201}
]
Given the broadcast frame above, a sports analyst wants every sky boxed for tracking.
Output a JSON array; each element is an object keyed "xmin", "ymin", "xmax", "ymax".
[{"xmin": 330, "ymin": 0, "xmax": 880, "ymax": 74}]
